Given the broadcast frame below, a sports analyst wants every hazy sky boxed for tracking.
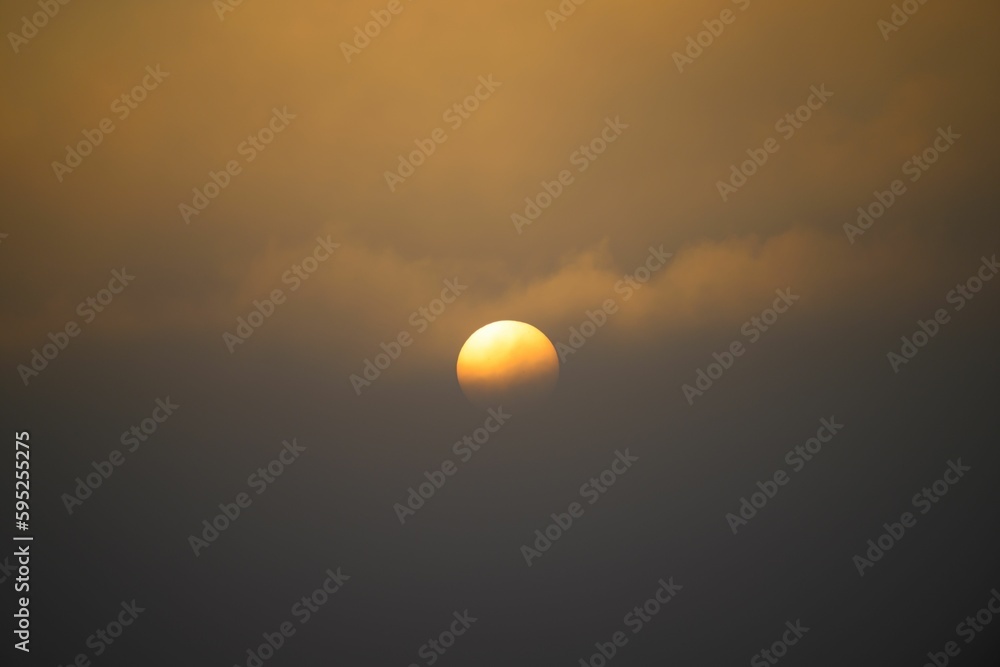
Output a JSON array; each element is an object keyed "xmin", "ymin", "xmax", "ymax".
[{"xmin": 2, "ymin": 0, "xmax": 999, "ymax": 665}]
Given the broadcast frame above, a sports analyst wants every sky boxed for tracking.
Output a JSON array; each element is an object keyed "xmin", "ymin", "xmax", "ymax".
[{"xmin": 2, "ymin": 0, "xmax": 999, "ymax": 665}]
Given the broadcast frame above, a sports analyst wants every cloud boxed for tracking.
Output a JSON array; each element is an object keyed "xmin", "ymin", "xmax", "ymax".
[{"xmin": 2, "ymin": 0, "xmax": 998, "ymax": 378}]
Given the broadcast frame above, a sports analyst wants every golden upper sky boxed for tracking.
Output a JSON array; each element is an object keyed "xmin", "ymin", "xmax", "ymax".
[{"xmin": 1, "ymin": 0, "xmax": 998, "ymax": 373}]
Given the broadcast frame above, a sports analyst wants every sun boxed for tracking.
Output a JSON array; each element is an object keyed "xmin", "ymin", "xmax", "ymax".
[{"xmin": 456, "ymin": 321, "xmax": 560, "ymax": 410}]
